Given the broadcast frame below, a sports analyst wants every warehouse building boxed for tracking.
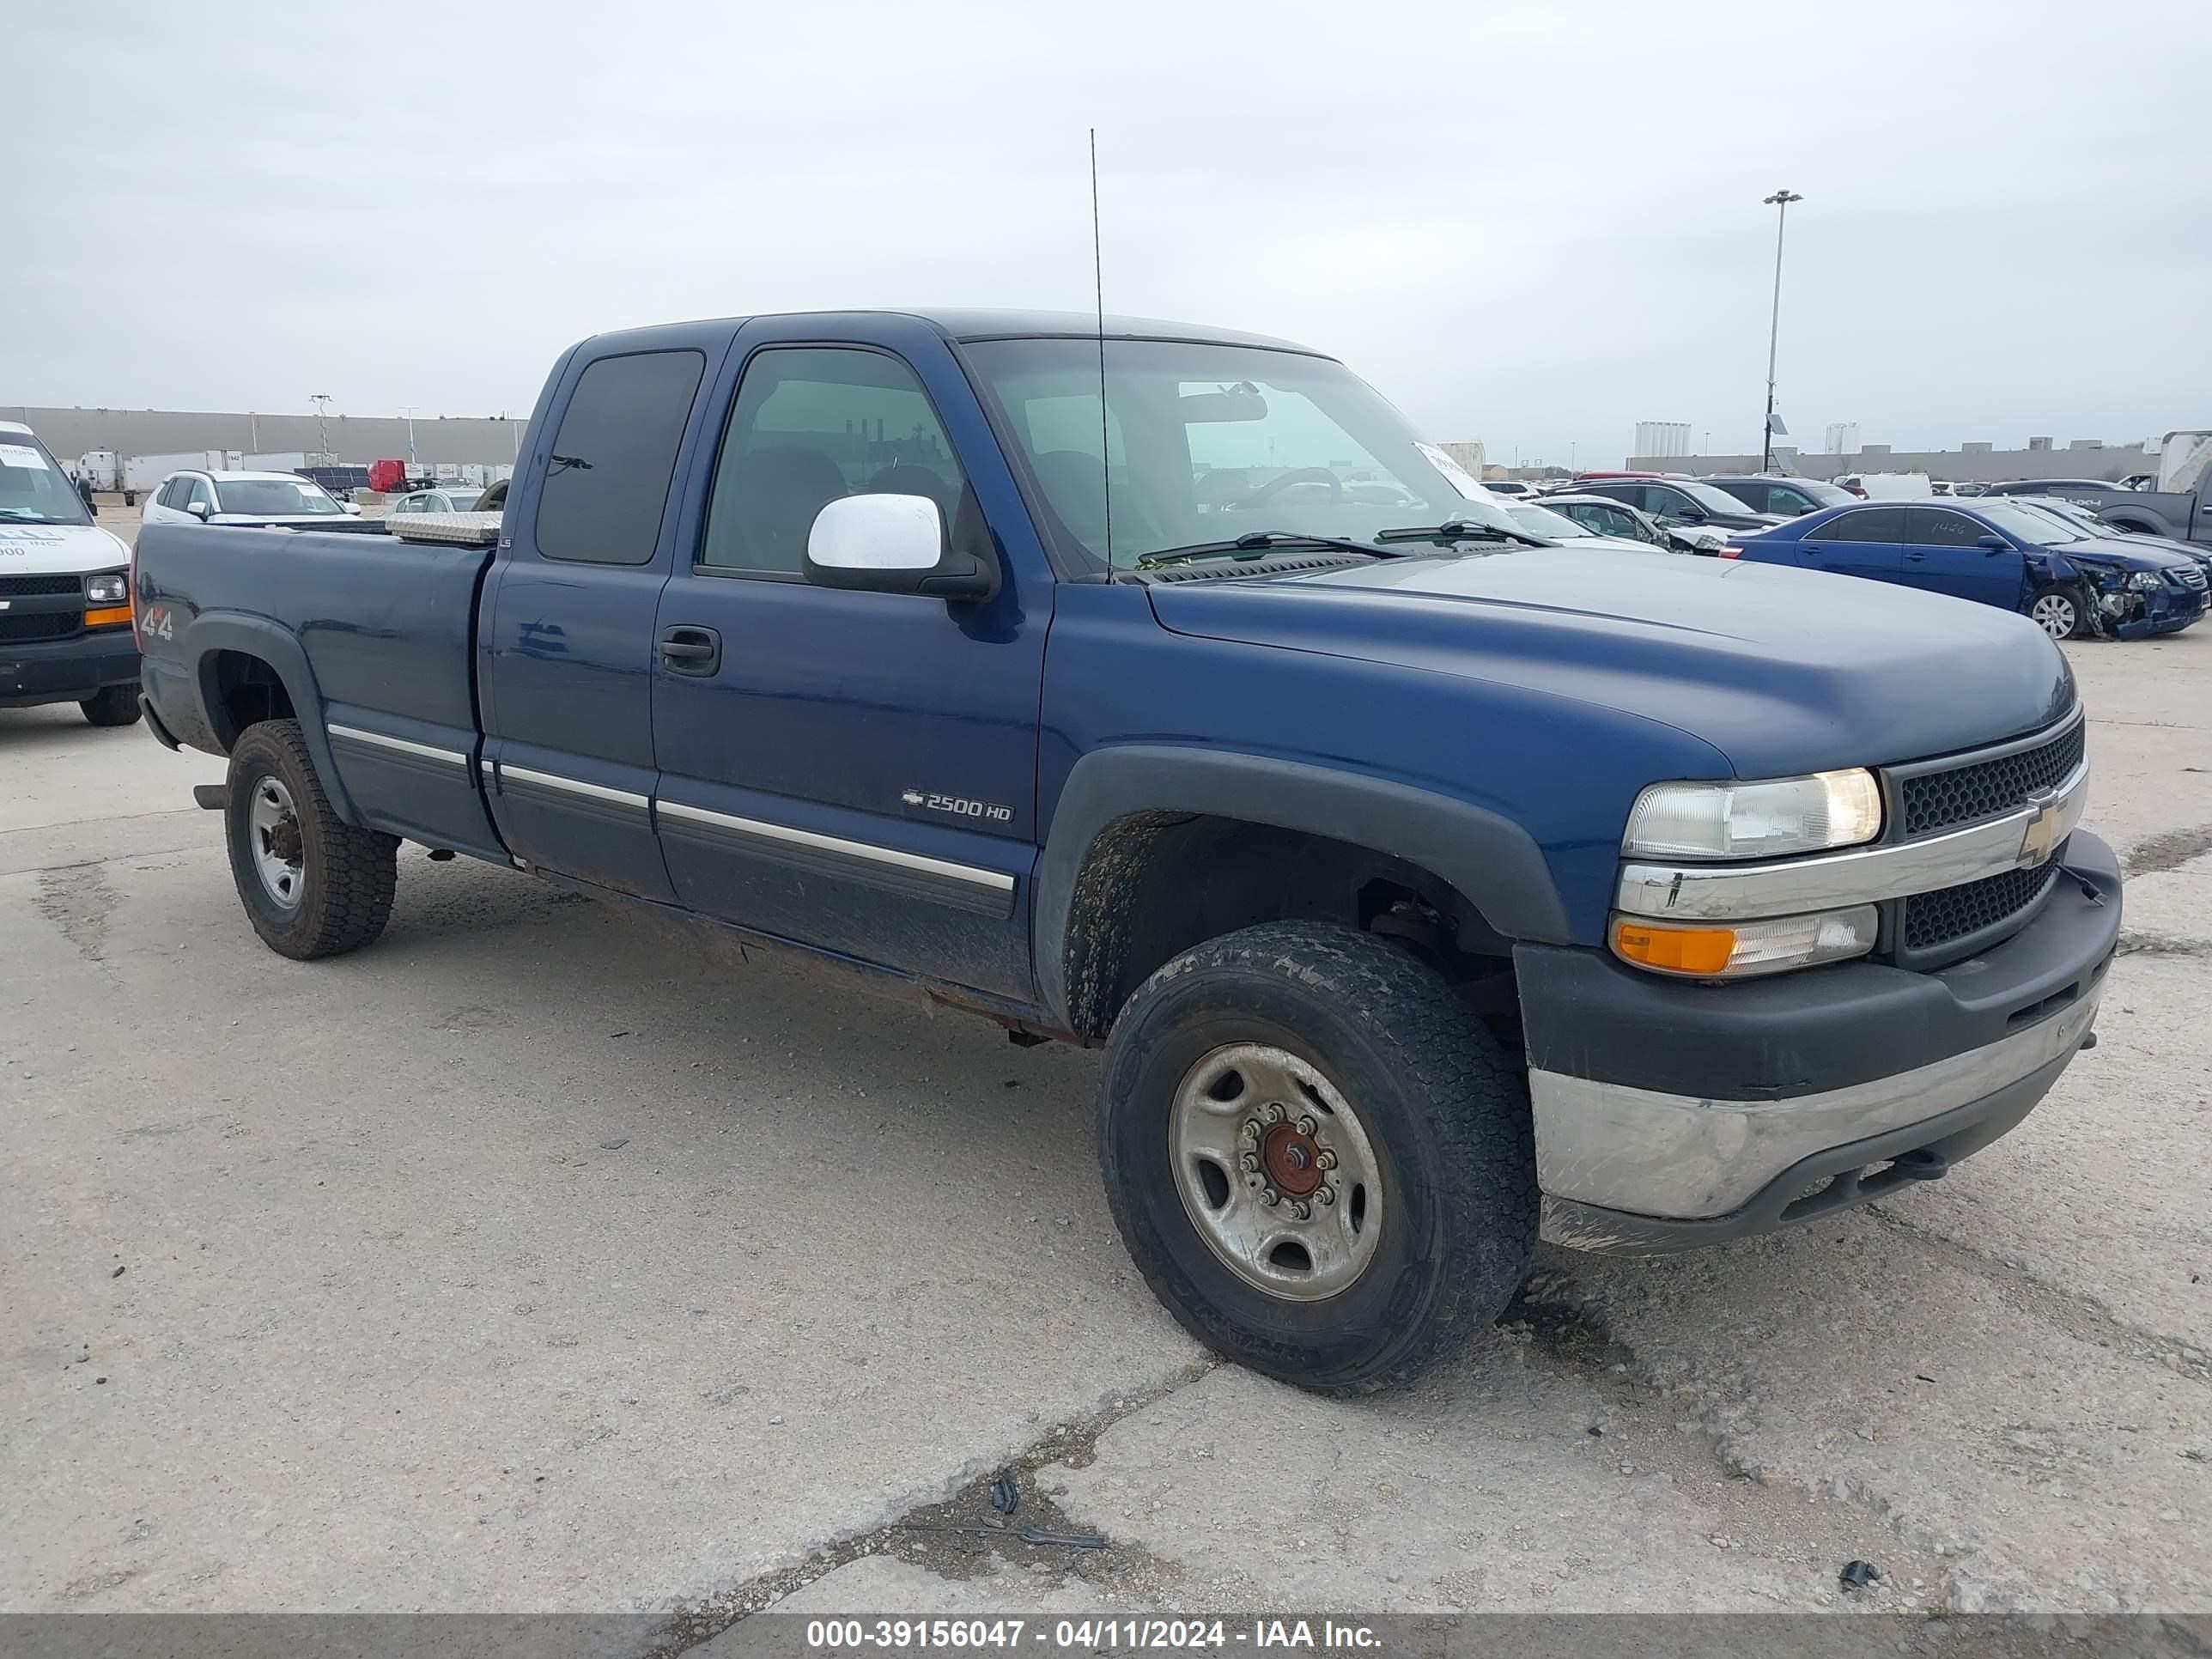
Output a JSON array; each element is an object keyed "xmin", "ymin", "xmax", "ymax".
[
  {"xmin": 1622, "ymin": 435, "xmax": 2156, "ymax": 484},
  {"xmin": 2, "ymin": 405, "xmax": 529, "ymax": 469}
]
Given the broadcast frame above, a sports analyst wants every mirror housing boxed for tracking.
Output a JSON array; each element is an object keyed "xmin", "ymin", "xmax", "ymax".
[
  {"xmin": 186, "ymin": 500, "xmax": 214, "ymax": 521},
  {"xmin": 804, "ymin": 493, "xmax": 998, "ymax": 602},
  {"xmin": 342, "ymin": 501, "xmax": 363, "ymax": 515},
  {"xmin": 1976, "ymin": 532, "xmax": 2009, "ymax": 552},
  {"xmin": 1177, "ymin": 385, "xmax": 1269, "ymax": 423}
]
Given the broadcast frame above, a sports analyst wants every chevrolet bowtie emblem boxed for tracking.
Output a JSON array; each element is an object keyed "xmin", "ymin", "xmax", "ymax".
[{"xmin": 2018, "ymin": 791, "xmax": 2069, "ymax": 867}]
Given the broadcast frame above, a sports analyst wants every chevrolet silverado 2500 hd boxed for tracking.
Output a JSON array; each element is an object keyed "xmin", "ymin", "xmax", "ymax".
[{"xmin": 133, "ymin": 310, "xmax": 2119, "ymax": 1394}]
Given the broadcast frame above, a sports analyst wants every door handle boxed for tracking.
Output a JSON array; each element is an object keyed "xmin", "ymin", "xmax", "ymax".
[
  {"xmin": 1905, "ymin": 551, "xmax": 1929, "ymax": 562},
  {"xmin": 659, "ymin": 625, "xmax": 721, "ymax": 676}
]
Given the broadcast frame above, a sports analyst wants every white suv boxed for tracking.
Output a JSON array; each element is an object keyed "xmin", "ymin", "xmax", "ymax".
[{"xmin": 141, "ymin": 470, "xmax": 359, "ymax": 529}]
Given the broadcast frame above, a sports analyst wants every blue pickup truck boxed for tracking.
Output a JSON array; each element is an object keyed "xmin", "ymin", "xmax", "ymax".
[{"xmin": 133, "ymin": 309, "xmax": 2120, "ymax": 1394}]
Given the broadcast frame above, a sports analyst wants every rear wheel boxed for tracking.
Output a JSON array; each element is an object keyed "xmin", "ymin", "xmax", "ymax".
[
  {"xmin": 2029, "ymin": 585, "xmax": 2087, "ymax": 641},
  {"xmin": 80, "ymin": 684, "xmax": 142, "ymax": 726},
  {"xmin": 1097, "ymin": 921, "xmax": 1537, "ymax": 1395},
  {"xmin": 224, "ymin": 720, "xmax": 398, "ymax": 959}
]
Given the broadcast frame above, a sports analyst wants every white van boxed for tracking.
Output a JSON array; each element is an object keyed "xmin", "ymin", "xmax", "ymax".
[{"xmin": 0, "ymin": 422, "xmax": 143, "ymax": 726}]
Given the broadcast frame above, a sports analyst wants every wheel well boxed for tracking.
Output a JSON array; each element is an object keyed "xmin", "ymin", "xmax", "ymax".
[
  {"xmin": 1060, "ymin": 813, "xmax": 1516, "ymax": 1042},
  {"xmin": 2102, "ymin": 515, "xmax": 2160, "ymax": 536},
  {"xmin": 204, "ymin": 650, "xmax": 295, "ymax": 748}
]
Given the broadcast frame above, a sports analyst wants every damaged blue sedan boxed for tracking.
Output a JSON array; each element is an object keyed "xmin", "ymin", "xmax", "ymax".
[{"xmin": 1729, "ymin": 498, "xmax": 2207, "ymax": 641}]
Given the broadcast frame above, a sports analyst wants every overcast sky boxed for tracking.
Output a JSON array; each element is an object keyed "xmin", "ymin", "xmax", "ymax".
[{"xmin": 11, "ymin": 0, "xmax": 2208, "ymax": 464}]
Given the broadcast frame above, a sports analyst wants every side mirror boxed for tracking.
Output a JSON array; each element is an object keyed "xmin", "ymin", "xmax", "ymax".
[
  {"xmin": 1793, "ymin": 503, "xmax": 1816, "ymax": 516},
  {"xmin": 1674, "ymin": 505, "xmax": 1706, "ymax": 523},
  {"xmin": 804, "ymin": 493, "xmax": 998, "ymax": 602},
  {"xmin": 343, "ymin": 501, "xmax": 363, "ymax": 515},
  {"xmin": 1976, "ymin": 533, "xmax": 2009, "ymax": 553},
  {"xmin": 187, "ymin": 500, "xmax": 214, "ymax": 521}
]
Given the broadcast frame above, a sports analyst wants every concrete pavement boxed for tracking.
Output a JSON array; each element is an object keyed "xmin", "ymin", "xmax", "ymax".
[{"xmin": 3, "ymin": 632, "xmax": 2208, "ymax": 1629}]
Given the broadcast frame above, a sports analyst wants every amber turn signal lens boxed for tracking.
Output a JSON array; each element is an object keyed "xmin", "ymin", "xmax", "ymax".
[
  {"xmin": 1613, "ymin": 919, "xmax": 1738, "ymax": 976},
  {"xmin": 84, "ymin": 605, "xmax": 133, "ymax": 629}
]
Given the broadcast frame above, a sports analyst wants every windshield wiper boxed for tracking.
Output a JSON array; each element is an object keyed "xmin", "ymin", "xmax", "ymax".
[
  {"xmin": 1133, "ymin": 530, "xmax": 1394, "ymax": 569},
  {"xmin": 1373, "ymin": 519, "xmax": 1550, "ymax": 550}
]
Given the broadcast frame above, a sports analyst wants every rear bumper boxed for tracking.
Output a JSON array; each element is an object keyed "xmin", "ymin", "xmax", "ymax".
[
  {"xmin": 0, "ymin": 627, "xmax": 139, "ymax": 708},
  {"xmin": 1518, "ymin": 830, "xmax": 2119, "ymax": 1249}
]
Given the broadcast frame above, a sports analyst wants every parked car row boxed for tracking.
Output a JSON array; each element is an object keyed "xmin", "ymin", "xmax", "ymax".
[{"xmin": 1726, "ymin": 499, "xmax": 2205, "ymax": 640}]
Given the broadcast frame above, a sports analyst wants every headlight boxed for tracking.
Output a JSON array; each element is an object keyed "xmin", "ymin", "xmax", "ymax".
[
  {"xmin": 82, "ymin": 572, "xmax": 127, "ymax": 605},
  {"xmin": 1623, "ymin": 769, "xmax": 1883, "ymax": 860},
  {"xmin": 1613, "ymin": 906, "xmax": 1879, "ymax": 980},
  {"xmin": 2126, "ymin": 571, "xmax": 2163, "ymax": 592}
]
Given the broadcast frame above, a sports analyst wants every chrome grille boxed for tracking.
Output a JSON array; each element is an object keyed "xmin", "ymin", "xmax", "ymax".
[
  {"xmin": 1896, "ymin": 720, "xmax": 2084, "ymax": 840},
  {"xmin": 1901, "ymin": 860, "xmax": 2063, "ymax": 954}
]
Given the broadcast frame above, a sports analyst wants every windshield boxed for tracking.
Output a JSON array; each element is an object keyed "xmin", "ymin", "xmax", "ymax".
[
  {"xmin": 1506, "ymin": 502, "xmax": 1597, "ymax": 540},
  {"xmin": 2013, "ymin": 501, "xmax": 2107, "ymax": 537},
  {"xmin": 962, "ymin": 337, "xmax": 1520, "ymax": 569},
  {"xmin": 1977, "ymin": 503, "xmax": 2084, "ymax": 546},
  {"xmin": 215, "ymin": 478, "xmax": 343, "ymax": 516},
  {"xmin": 0, "ymin": 435, "xmax": 93, "ymax": 526},
  {"xmin": 1677, "ymin": 479, "xmax": 1763, "ymax": 516},
  {"xmin": 1789, "ymin": 480, "xmax": 1856, "ymax": 507}
]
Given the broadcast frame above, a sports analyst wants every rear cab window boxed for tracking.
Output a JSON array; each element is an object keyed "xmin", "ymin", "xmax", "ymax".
[{"xmin": 535, "ymin": 349, "xmax": 708, "ymax": 564}]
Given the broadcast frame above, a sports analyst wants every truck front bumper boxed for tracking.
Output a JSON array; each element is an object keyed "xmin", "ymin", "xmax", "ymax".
[
  {"xmin": 0, "ymin": 627, "xmax": 140, "ymax": 709},
  {"xmin": 1517, "ymin": 830, "xmax": 2120, "ymax": 1255}
]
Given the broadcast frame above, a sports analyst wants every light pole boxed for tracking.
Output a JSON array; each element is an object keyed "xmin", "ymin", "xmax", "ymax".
[
  {"xmin": 310, "ymin": 394, "xmax": 334, "ymax": 463},
  {"xmin": 398, "ymin": 406, "xmax": 418, "ymax": 468},
  {"xmin": 1760, "ymin": 190, "xmax": 1802, "ymax": 472}
]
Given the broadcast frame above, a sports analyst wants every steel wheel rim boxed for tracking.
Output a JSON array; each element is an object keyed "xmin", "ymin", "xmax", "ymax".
[
  {"xmin": 2032, "ymin": 594, "xmax": 2075, "ymax": 638},
  {"xmin": 1169, "ymin": 1042, "xmax": 1383, "ymax": 1302},
  {"xmin": 248, "ymin": 776, "xmax": 305, "ymax": 909}
]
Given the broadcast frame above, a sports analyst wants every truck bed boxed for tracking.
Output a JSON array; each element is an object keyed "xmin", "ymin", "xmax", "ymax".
[{"xmin": 136, "ymin": 521, "xmax": 505, "ymax": 859}]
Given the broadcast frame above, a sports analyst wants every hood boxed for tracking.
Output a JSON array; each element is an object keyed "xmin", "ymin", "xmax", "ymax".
[
  {"xmin": 1145, "ymin": 549, "xmax": 2075, "ymax": 780},
  {"xmin": 2054, "ymin": 535, "xmax": 2199, "ymax": 573},
  {"xmin": 0, "ymin": 521, "xmax": 133, "ymax": 574}
]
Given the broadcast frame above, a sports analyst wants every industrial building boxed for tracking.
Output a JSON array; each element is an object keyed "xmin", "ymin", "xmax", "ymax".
[
  {"xmin": 1622, "ymin": 434, "xmax": 2157, "ymax": 484},
  {"xmin": 2, "ymin": 405, "xmax": 529, "ymax": 471}
]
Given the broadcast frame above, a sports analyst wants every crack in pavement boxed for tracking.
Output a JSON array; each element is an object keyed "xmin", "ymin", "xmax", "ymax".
[
  {"xmin": 2117, "ymin": 929, "xmax": 2212, "ymax": 958},
  {"xmin": 650, "ymin": 1360, "xmax": 1218, "ymax": 1656},
  {"xmin": 2124, "ymin": 824, "xmax": 2212, "ymax": 878},
  {"xmin": 1863, "ymin": 1206, "xmax": 2210, "ymax": 1386},
  {"xmin": 31, "ymin": 864, "xmax": 121, "ymax": 977}
]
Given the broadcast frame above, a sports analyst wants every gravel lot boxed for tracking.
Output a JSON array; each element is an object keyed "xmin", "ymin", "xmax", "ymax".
[{"xmin": 3, "ymin": 621, "xmax": 2207, "ymax": 1628}]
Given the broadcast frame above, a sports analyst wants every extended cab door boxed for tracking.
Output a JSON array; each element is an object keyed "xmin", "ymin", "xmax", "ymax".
[
  {"xmin": 647, "ymin": 316, "xmax": 1050, "ymax": 1000},
  {"xmin": 479, "ymin": 336, "xmax": 724, "ymax": 902},
  {"xmin": 1796, "ymin": 506, "xmax": 1906, "ymax": 585},
  {"xmin": 1902, "ymin": 506, "xmax": 2026, "ymax": 609}
]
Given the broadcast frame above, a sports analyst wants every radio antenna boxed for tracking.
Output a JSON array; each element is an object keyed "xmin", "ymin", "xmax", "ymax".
[{"xmin": 1090, "ymin": 127, "xmax": 1111, "ymax": 568}]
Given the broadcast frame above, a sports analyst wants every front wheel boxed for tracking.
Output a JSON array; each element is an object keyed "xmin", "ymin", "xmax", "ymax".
[
  {"xmin": 224, "ymin": 720, "xmax": 398, "ymax": 960},
  {"xmin": 80, "ymin": 684, "xmax": 142, "ymax": 726},
  {"xmin": 1097, "ymin": 921, "xmax": 1537, "ymax": 1395},
  {"xmin": 2029, "ymin": 584, "xmax": 2087, "ymax": 641}
]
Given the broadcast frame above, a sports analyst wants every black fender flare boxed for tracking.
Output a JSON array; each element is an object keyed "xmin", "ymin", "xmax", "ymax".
[
  {"xmin": 1032, "ymin": 744, "xmax": 1572, "ymax": 1030},
  {"xmin": 2096, "ymin": 505, "xmax": 2178, "ymax": 538},
  {"xmin": 188, "ymin": 615, "xmax": 359, "ymax": 823}
]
